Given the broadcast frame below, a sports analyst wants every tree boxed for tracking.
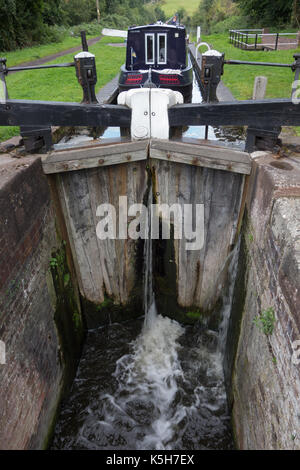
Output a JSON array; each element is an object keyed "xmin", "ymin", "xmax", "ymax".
[
  {"xmin": 192, "ymin": 0, "xmax": 238, "ymax": 32},
  {"xmin": 0, "ymin": 0, "xmax": 45, "ymax": 50},
  {"xmin": 62, "ymin": 0, "xmax": 98, "ymax": 25},
  {"xmin": 43, "ymin": 0, "xmax": 66, "ymax": 25},
  {"xmin": 96, "ymin": 0, "xmax": 100, "ymax": 23},
  {"xmin": 192, "ymin": 0, "xmax": 218, "ymax": 33},
  {"xmin": 292, "ymin": 0, "xmax": 300, "ymax": 27},
  {"xmin": 234, "ymin": 0, "xmax": 294, "ymax": 27}
]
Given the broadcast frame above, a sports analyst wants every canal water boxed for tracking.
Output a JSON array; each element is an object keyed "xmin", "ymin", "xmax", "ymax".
[{"xmin": 51, "ymin": 189, "xmax": 239, "ymax": 451}]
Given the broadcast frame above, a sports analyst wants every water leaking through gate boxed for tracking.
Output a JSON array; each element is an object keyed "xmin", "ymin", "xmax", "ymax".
[
  {"xmin": 51, "ymin": 168, "xmax": 240, "ymax": 450},
  {"xmin": 48, "ymin": 68, "xmax": 248, "ymax": 450}
]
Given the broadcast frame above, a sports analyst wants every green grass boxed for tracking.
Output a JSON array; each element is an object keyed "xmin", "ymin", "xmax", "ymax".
[
  {"xmin": 201, "ymin": 33, "xmax": 300, "ymax": 135},
  {"xmin": 161, "ymin": 0, "xmax": 199, "ymax": 17},
  {"xmin": 0, "ymin": 33, "xmax": 101, "ymax": 68},
  {"xmin": 0, "ymin": 36, "xmax": 124, "ymax": 142},
  {"xmin": 201, "ymin": 33, "xmax": 300, "ymax": 100}
]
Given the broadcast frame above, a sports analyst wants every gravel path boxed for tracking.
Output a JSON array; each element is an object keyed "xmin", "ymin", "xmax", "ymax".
[{"xmin": 9, "ymin": 36, "xmax": 102, "ymax": 70}]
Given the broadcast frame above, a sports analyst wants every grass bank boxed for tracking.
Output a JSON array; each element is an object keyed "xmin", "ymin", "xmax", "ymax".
[
  {"xmin": 200, "ymin": 33, "xmax": 300, "ymax": 135},
  {"xmin": 0, "ymin": 36, "xmax": 124, "ymax": 142},
  {"xmin": 161, "ymin": 0, "xmax": 199, "ymax": 17},
  {"xmin": 201, "ymin": 33, "xmax": 299, "ymax": 100},
  {"xmin": 0, "ymin": 33, "xmax": 101, "ymax": 68}
]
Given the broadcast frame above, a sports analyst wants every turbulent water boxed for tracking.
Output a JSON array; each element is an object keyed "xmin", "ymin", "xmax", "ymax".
[
  {"xmin": 51, "ymin": 193, "xmax": 238, "ymax": 451},
  {"xmin": 51, "ymin": 314, "xmax": 233, "ymax": 450}
]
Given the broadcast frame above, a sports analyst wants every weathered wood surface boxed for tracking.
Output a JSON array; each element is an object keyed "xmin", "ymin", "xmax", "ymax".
[
  {"xmin": 252, "ymin": 76, "xmax": 268, "ymax": 100},
  {"xmin": 0, "ymin": 99, "xmax": 131, "ymax": 127},
  {"xmin": 42, "ymin": 140, "xmax": 148, "ymax": 174},
  {"xmin": 169, "ymin": 99, "xmax": 300, "ymax": 128},
  {"xmin": 52, "ymin": 142, "xmax": 246, "ymax": 318},
  {"xmin": 150, "ymin": 139, "xmax": 252, "ymax": 175},
  {"xmin": 152, "ymin": 158, "xmax": 244, "ymax": 311},
  {"xmin": 42, "ymin": 139, "xmax": 251, "ymax": 175},
  {"xmin": 2, "ymin": 97, "xmax": 300, "ymax": 130},
  {"xmin": 56, "ymin": 160, "xmax": 148, "ymax": 307}
]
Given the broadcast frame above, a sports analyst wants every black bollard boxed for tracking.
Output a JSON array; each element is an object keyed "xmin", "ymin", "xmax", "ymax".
[
  {"xmin": 200, "ymin": 52, "xmax": 225, "ymax": 103},
  {"xmin": 74, "ymin": 51, "xmax": 98, "ymax": 104}
]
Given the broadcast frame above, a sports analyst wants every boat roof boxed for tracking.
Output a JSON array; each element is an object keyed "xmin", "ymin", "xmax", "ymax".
[{"xmin": 128, "ymin": 23, "xmax": 185, "ymax": 31}]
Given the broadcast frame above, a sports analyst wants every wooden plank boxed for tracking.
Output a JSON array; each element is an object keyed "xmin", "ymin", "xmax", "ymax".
[
  {"xmin": 45, "ymin": 140, "xmax": 148, "ymax": 163},
  {"xmin": 42, "ymin": 140, "xmax": 149, "ymax": 174},
  {"xmin": 150, "ymin": 139, "xmax": 252, "ymax": 175},
  {"xmin": 2, "ymin": 97, "xmax": 300, "ymax": 131},
  {"xmin": 0, "ymin": 99, "xmax": 131, "ymax": 128},
  {"xmin": 152, "ymin": 158, "xmax": 244, "ymax": 312},
  {"xmin": 168, "ymin": 98, "xmax": 300, "ymax": 128},
  {"xmin": 151, "ymin": 139, "xmax": 249, "ymax": 162},
  {"xmin": 54, "ymin": 160, "xmax": 148, "ymax": 321},
  {"xmin": 150, "ymin": 148, "xmax": 251, "ymax": 174},
  {"xmin": 57, "ymin": 170, "xmax": 106, "ymax": 304}
]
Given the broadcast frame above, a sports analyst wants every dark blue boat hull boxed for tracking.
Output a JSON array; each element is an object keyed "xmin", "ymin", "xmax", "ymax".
[{"xmin": 118, "ymin": 64, "xmax": 193, "ymax": 102}]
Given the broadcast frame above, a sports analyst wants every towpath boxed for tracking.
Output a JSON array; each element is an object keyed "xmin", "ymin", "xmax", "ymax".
[{"xmin": 8, "ymin": 36, "xmax": 102, "ymax": 71}]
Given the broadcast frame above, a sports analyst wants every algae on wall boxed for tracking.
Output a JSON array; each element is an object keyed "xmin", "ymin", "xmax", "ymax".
[{"xmin": 49, "ymin": 240, "xmax": 85, "ymax": 390}]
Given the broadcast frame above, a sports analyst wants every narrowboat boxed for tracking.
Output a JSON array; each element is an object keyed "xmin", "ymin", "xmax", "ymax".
[{"xmin": 118, "ymin": 22, "xmax": 193, "ymax": 102}]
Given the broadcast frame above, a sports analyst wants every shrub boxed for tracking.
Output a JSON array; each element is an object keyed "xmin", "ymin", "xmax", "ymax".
[
  {"xmin": 253, "ymin": 307, "xmax": 276, "ymax": 336},
  {"xmin": 39, "ymin": 24, "xmax": 68, "ymax": 44},
  {"xmin": 70, "ymin": 20, "xmax": 102, "ymax": 37},
  {"xmin": 211, "ymin": 15, "xmax": 251, "ymax": 34}
]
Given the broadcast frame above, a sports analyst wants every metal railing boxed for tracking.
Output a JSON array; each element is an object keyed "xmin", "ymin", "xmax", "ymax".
[{"xmin": 229, "ymin": 29, "xmax": 300, "ymax": 51}]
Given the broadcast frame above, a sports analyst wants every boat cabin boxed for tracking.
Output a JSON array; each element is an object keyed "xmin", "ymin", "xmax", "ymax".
[
  {"xmin": 125, "ymin": 24, "xmax": 188, "ymax": 71},
  {"xmin": 118, "ymin": 22, "xmax": 193, "ymax": 101}
]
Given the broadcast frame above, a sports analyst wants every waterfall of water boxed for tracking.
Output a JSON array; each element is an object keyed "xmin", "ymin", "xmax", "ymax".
[
  {"xmin": 52, "ymin": 184, "xmax": 236, "ymax": 450},
  {"xmin": 104, "ymin": 185, "xmax": 187, "ymax": 449},
  {"xmin": 143, "ymin": 186, "xmax": 157, "ymax": 330},
  {"xmin": 218, "ymin": 237, "xmax": 241, "ymax": 354}
]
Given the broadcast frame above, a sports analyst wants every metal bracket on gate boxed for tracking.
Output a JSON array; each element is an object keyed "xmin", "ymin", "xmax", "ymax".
[
  {"xmin": 118, "ymin": 88, "xmax": 184, "ymax": 140},
  {"xmin": 20, "ymin": 125, "xmax": 53, "ymax": 153},
  {"xmin": 245, "ymin": 126, "xmax": 282, "ymax": 153}
]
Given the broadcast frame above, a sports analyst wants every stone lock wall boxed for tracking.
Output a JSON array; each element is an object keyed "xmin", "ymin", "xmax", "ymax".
[
  {"xmin": 228, "ymin": 145, "xmax": 300, "ymax": 450},
  {"xmin": 0, "ymin": 154, "xmax": 84, "ymax": 449},
  {"xmin": 1, "ymin": 135, "xmax": 299, "ymax": 450}
]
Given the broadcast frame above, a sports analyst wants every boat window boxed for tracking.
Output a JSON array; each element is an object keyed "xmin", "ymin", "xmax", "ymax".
[
  {"xmin": 157, "ymin": 34, "xmax": 167, "ymax": 64},
  {"xmin": 145, "ymin": 34, "xmax": 155, "ymax": 64}
]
